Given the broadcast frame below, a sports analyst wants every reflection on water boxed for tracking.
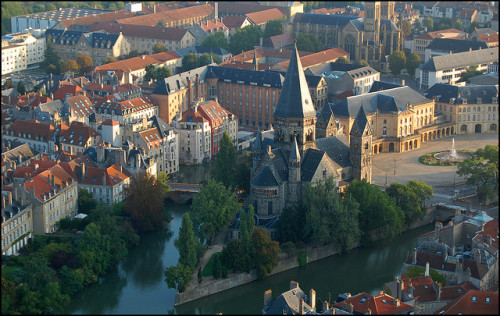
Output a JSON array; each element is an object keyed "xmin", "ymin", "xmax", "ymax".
[{"xmin": 66, "ymin": 203, "xmax": 433, "ymax": 314}]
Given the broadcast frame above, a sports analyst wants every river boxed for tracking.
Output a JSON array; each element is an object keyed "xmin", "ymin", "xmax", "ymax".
[{"xmin": 65, "ymin": 200, "xmax": 432, "ymax": 314}]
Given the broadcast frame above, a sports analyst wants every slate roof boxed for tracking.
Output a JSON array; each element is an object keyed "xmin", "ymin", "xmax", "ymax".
[
  {"xmin": 301, "ymin": 149, "xmax": 325, "ymax": 182},
  {"xmin": 273, "ymin": 45, "xmax": 316, "ymax": 118},
  {"xmin": 380, "ymin": 19, "xmax": 399, "ymax": 31},
  {"xmin": 88, "ymin": 22, "xmax": 191, "ymax": 41},
  {"xmin": 153, "ymin": 65, "xmax": 210, "ymax": 95},
  {"xmin": 264, "ymin": 286, "xmax": 310, "ymax": 315},
  {"xmin": 251, "ymin": 164, "xmax": 279, "ymax": 187},
  {"xmin": 350, "ymin": 106, "xmax": 368, "ymax": 136},
  {"xmin": 253, "ymin": 129, "xmax": 264, "ymax": 152},
  {"xmin": 317, "ymin": 102, "xmax": 334, "ymax": 128},
  {"xmin": 149, "ymin": 115, "xmax": 174, "ymax": 137},
  {"xmin": 289, "ymin": 137, "xmax": 301, "ymax": 161},
  {"xmin": 419, "ymin": 47, "xmax": 498, "ymax": 71},
  {"xmin": 316, "ymin": 134, "xmax": 352, "ymax": 168},
  {"xmin": 212, "ymin": 66, "xmax": 285, "ymax": 89},
  {"xmin": 333, "ymin": 86, "xmax": 430, "ymax": 117},
  {"xmin": 369, "ymin": 81, "xmax": 402, "ymax": 93},
  {"xmin": 2, "ymin": 143, "xmax": 40, "ymax": 166},
  {"xmin": 294, "ymin": 13, "xmax": 361, "ymax": 27},
  {"xmin": 116, "ymin": 4, "xmax": 213, "ymax": 27},
  {"xmin": 425, "ymin": 84, "xmax": 498, "ymax": 104},
  {"xmin": 426, "ymin": 38, "xmax": 488, "ymax": 53}
]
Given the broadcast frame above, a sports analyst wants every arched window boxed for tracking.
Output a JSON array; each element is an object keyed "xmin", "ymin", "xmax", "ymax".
[
  {"xmin": 383, "ymin": 126, "xmax": 387, "ymax": 136},
  {"xmin": 344, "ymin": 35, "xmax": 356, "ymax": 60}
]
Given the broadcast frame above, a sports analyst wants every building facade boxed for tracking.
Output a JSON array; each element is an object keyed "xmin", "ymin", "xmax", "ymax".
[{"xmin": 1, "ymin": 188, "xmax": 33, "ymax": 256}]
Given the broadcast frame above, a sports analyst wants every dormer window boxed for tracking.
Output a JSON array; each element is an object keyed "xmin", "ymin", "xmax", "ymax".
[{"xmin": 472, "ymin": 296, "xmax": 477, "ymax": 302}]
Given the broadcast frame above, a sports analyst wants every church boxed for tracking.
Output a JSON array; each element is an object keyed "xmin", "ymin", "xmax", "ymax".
[
  {"xmin": 248, "ymin": 45, "xmax": 373, "ymax": 218},
  {"xmin": 290, "ymin": 1, "xmax": 402, "ymax": 70}
]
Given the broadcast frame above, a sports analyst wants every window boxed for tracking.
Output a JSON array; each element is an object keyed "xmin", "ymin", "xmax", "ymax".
[{"xmin": 472, "ymin": 296, "xmax": 477, "ymax": 302}]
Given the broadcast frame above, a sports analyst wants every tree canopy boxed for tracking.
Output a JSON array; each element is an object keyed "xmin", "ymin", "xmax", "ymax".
[
  {"xmin": 201, "ymin": 31, "xmax": 228, "ymax": 50},
  {"xmin": 388, "ymin": 50, "xmax": 406, "ymax": 76},
  {"xmin": 75, "ymin": 54, "xmax": 93, "ymax": 75},
  {"xmin": 152, "ymin": 42, "xmax": 167, "ymax": 54},
  {"xmin": 102, "ymin": 56, "xmax": 117, "ymax": 64},
  {"xmin": 144, "ymin": 63, "xmax": 172, "ymax": 83},
  {"xmin": 251, "ymin": 227, "xmax": 280, "ymax": 279},
  {"xmin": 405, "ymin": 52, "xmax": 421, "ymax": 77},
  {"xmin": 228, "ymin": 25, "xmax": 263, "ymax": 55},
  {"xmin": 335, "ymin": 56, "xmax": 350, "ymax": 64},
  {"xmin": 401, "ymin": 19, "xmax": 412, "ymax": 36},
  {"xmin": 263, "ymin": 18, "xmax": 284, "ymax": 39},
  {"xmin": 16, "ymin": 81, "xmax": 26, "ymax": 95},
  {"xmin": 458, "ymin": 65, "xmax": 484, "ymax": 83},
  {"xmin": 296, "ymin": 33, "xmax": 323, "ymax": 53},
  {"xmin": 43, "ymin": 37, "xmax": 62, "ymax": 74},
  {"xmin": 213, "ymin": 131, "xmax": 237, "ymax": 188},
  {"xmin": 355, "ymin": 59, "xmax": 370, "ymax": 67},
  {"xmin": 182, "ymin": 53, "xmax": 199, "ymax": 71},
  {"xmin": 175, "ymin": 213, "xmax": 200, "ymax": 270},
  {"xmin": 386, "ymin": 180, "xmax": 433, "ymax": 225}
]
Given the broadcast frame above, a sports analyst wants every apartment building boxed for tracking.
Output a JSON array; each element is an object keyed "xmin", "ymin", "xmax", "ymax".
[
  {"xmin": 4, "ymin": 119, "xmax": 68, "ymax": 154},
  {"xmin": 1, "ymin": 188, "xmax": 33, "ymax": 256},
  {"xmin": 63, "ymin": 94, "xmax": 95, "ymax": 125},
  {"xmin": 416, "ymin": 48, "xmax": 499, "ymax": 90},
  {"xmin": 20, "ymin": 164, "xmax": 78, "ymax": 234},
  {"xmin": 44, "ymin": 28, "xmax": 130, "ymax": 65},
  {"xmin": 424, "ymin": 38, "xmax": 489, "ymax": 63},
  {"xmin": 59, "ymin": 121, "xmax": 101, "ymax": 155},
  {"xmin": 1, "ymin": 32, "xmax": 45, "ymax": 75},
  {"xmin": 92, "ymin": 95, "xmax": 158, "ymax": 125},
  {"xmin": 1, "ymin": 40, "xmax": 26, "ymax": 75},
  {"xmin": 174, "ymin": 105, "xmax": 212, "ymax": 165},
  {"xmin": 410, "ymin": 28, "xmax": 466, "ymax": 61},
  {"xmin": 80, "ymin": 163, "xmax": 131, "ymax": 205}
]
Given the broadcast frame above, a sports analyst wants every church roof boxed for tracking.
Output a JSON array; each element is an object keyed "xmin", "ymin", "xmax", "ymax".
[
  {"xmin": 350, "ymin": 106, "xmax": 368, "ymax": 136},
  {"xmin": 317, "ymin": 102, "xmax": 334, "ymax": 127},
  {"xmin": 251, "ymin": 164, "xmax": 279, "ymax": 187},
  {"xmin": 301, "ymin": 149, "xmax": 325, "ymax": 182},
  {"xmin": 294, "ymin": 13, "xmax": 361, "ymax": 27},
  {"xmin": 273, "ymin": 45, "xmax": 316, "ymax": 118},
  {"xmin": 289, "ymin": 136, "xmax": 301, "ymax": 161},
  {"xmin": 316, "ymin": 134, "xmax": 352, "ymax": 168},
  {"xmin": 253, "ymin": 129, "xmax": 264, "ymax": 152}
]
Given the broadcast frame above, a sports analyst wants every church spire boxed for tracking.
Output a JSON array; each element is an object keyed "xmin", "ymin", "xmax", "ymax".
[
  {"xmin": 273, "ymin": 44, "xmax": 316, "ymax": 118},
  {"xmin": 350, "ymin": 105, "xmax": 369, "ymax": 136},
  {"xmin": 289, "ymin": 135, "xmax": 301, "ymax": 162}
]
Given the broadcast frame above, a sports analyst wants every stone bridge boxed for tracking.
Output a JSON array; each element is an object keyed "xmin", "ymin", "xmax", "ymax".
[{"xmin": 166, "ymin": 183, "xmax": 201, "ymax": 204}]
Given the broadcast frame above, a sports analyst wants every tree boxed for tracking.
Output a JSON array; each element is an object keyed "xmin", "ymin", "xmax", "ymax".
[
  {"xmin": 435, "ymin": 17, "xmax": 452, "ymax": 31},
  {"xmin": 423, "ymin": 17, "xmax": 434, "ymax": 31},
  {"xmin": 61, "ymin": 59, "xmax": 79, "ymax": 74},
  {"xmin": 405, "ymin": 52, "xmax": 421, "ymax": 77},
  {"xmin": 16, "ymin": 81, "xmax": 26, "ymax": 95},
  {"xmin": 239, "ymin": 205, "xmax": 255, "ymax": 247},
  {"xmin": 296, "ymin": 33, "xmax": 323, "ymax": 53},
  {"xmin": 157, "ymin": 171, "xmax": 171, "ymax": 195},
  {"xmin": 234, "ymin": 152, "xmax": 252, "ymax": 195},
  {"xmin": 251, "ymin": 227, "xmax": 280, "ymax": 279},
  {"xmin": 190, "ymin": 179, "xmax": 239, "ymax": 245},
  {"xmin": 58, "ymin": 266, "xmax": 84, "ymax": 297},
  {"xmin": 102, "ymin": 56, "xmax": 117, "ymax": 64},
  {"xmin": 144, "ymin": 64, "xmax": 172, "ymax": 83},
  {"xmin": 452, "ymin": 19, "xmax": 463, "ymax": 31},
  {"xmin": 457, "ymin": 145, "xmax": 498, "ymax": 203},
  {"xmin": 468, "ymin": 22, "xmax": 479, "ymax": 34},
  {"xmin": 388, "ymin": 50, "xmax": 406, "ymax": 76},
  {"xmin": 182, "ymin": 53, "xmax": 199, "ymax": 71},
  {"xmin": 174, "ymin": 213, "xmax": 199, "ymax": 270},
  {"xmin": 78, "ymin": 188, "xmax": 97, "ymax": 214},
  {"xmin": 346, "ymin": 179, "xmax": 404, "ymax": 243},
  {"xmin": 401, "ymin": 19, "xmax": 412, "ymax": 36},
  {"xmin": 228, "ymin": 25, "xmax": 264, "ymax": 55},
  {"xmin": 156, "ymin": 19, "xmax": 167, "ymax": 28},
  {"xmin": 152, "ymin": 42, "xmax": 167, "ymax": 54},
  {"xmin": 75, "ymin": 54, "xmax": 93, "ymax": 75},
  {"xmin": 164, "ymin": 263, "xmax": 192, "ymax": 292},
  {"xmin": 276, "ymin": 206, "xmax": 305, "ymax": 243},
  {"xmin": 213, "ymin": 131, "xmax": 237, "ymax": 188},
  {"xmin": 355, "ymin": 59, "xmax": 370, "ymax": 67},
  {"xmin": 335, "ymin": 56, "xmax": 350, "ymax": 64},
  {"xmin": 386, "ymin": 181, "xmax": 432, "ymax": 225},
  {"xmin": 198, "ymin": 52, "xmax": 220, "ymax": 67},
  {"xmin": 124, "ymin": 170, "xmax": 166, "ymax": 232},
  {"xmin": 264, "ymin": 18, "xmax": 284, "ymax": 39},
  {"xmin": 458, "ymin": 65, "xmax": 484, "ymax": 83},
  {"xmin": 201, "ymin": 31, "xmax": 228, "ymax": 49}
]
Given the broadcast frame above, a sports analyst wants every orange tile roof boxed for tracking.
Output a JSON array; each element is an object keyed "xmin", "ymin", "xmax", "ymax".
[
  {"xmin": 93, "ymin": 96, "xmax": 155, "ymax": 114},
  {"xmin": 7, "ymin": 119, "xmax": 56, "ymax": 141},
  {"xmin": 23, "ymin": 164, "xmax": 75, "ymax": 202},
  {"xmin": 181, "ymin": 107, "xmax": 208, "ymax": 123},
  {"xmin": 415, "ymin": 28, "xmax": 465, "ymax": 40},
  {"xmin": 94, "ymin": 55, "xmax": 163, "ymax": 73},
  {"xmin": 222, "ymin": 16, "xmax": 248, "ymax": 28},
  {"xmin": 81, "ymin": 163, "xmax": 131, "ymax": 186},
  {"xmin": 197, "ymin": 100, "xmax": 236, "ymax": 129},
  {"xmin": 139, "ymin": 128, "xmax": 163, "ymax": 148},
  {"xmin": 400, "ymin": 276, "xmax": 437, "ymax": 303},
  {"xmin": 199, "ymin": 18, "xmax": 228, "ymax": 33},
  {"xmin": 473, "ymin": 220, "xmax": 499, "ymax": 254},
  {"xmin": 439, "ymin": 282, "xmax": 478, "ymax": 301},
  {"xmin": 437, "ymin": 290, "xmax": 498, "ymax": 315},
  {"xmin": 335, "ymin": 292, "xmax": 414, "ymax": 315},
  {"xmin": 59, "ymin": 121, "xmax": 100, "ymax": 147},
  {"xmin": 277, "ymin": 47, "xmax": 349, "ymax": 69},
  {"xmin": 314, "ymin": 8, "xmax": 330, "ymax": 14},
  {"xmin": 65, "ymin": 94, "xmax": 95, "ymax": 118},
  {"xmin": 53, "ymin": 84, "xmax": 84, "ymax": 101},
  {"xmin": 102, "ymin": 119, "xmax": 120, "ymax": 126},
  {"xmin": 86, "ymin": 82, "xmax": 140, "ymax": 94},
  {"xmin": 479, "ymin": 33, "xmax": 499, "ymax": 44},
  {"xmin": 149, "ymin": 50, "xmax": 182, "ymax": 62},
  {"xmin": 246, "ymin": 8, "xmax": 285, "ymax": 25}
]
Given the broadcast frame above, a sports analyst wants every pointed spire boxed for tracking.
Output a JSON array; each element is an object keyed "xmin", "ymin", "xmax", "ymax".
[
  {"xmin": 289, "ymin": 135, "xmax": 301, "ymax": 162},
  {"xmin": 253, "ymin": 129, "xmax": 263, "ymax": 152},
  {"xmin": 350, "ymin": 106, "xmax": 368, "ymax": 136},
  {"xmin": 273, "ymin": 44, "xmax": 316, "ymax": 118},
  {"xmin": 318, "ymin": 102, "xmax": 334, "ymax": 126}
]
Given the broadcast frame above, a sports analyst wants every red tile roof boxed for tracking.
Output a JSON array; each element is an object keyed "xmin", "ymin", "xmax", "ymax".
[
  {"xmin": 81, "ymin": 163, "xmax": 131, "ymax": 186},
  {"xmin": 149, "ymin": 50, "xmax": 182, "ymax": 62},
  {"xmin": 93, "ymin": 96, "xmax": 155, "ymax": 115},
  {"xmin": 277, "ymin": 47, "xmax": 349, "ymax": 69},
  {"xmin": 414, "ymin": 28, "xmax": 466, "ymax": 40},
  {"xmin": 437, "ymin": 290, "xmax": 498, "ymax": 315},
  {"xmin": 197, "ymin": 100, "xmax": 236, "ymax": 129},
  {"xmin": 335, "ymin": 292, "xmax": 414, "ymax": 315},
  {"xmin": 181, "ymin": 107, "xmax": 208, "ymax": 123},
  {"xmin": 139, "ymin": 128, "xmax": 163, "ymax": 148},
  {"xmin": 94, "ymin": 55, "xmax": 163, "ymax": 73},
  {"xmin": 222, "ymin": 16, "xmax": 249, "ymax": 28},
  {"xmin": 439, "ymin": 282, "xmax": 478, "ymax": 301},
  {"xmin": 400, "ymin": 276, "xmax": 437, "ymax": 303},
  {"xmin": 246, "ymin": 8, "xmax": 285, "ymax": 25},
  {"xmin": 199, "ymin": 18, "xmax": 228, "ymax": 33},
  {"xmin": 102, "ymin": 119, "xmax": 120, "ymax": 126},
  {"xmin": 7, "ymin": 119, "xmax": 56, "ymax": 142},
  {"xmin": 86, "ymin": 82, "xmax": 140, "ymax": 94},
  {"xmin": 53, "ymin": 84, "xmax": 84, "ymax": 101},
  {"xmin": 59, "ymin": 121, "xmax": 100, "ymax": 147},
  {"xmin": 473, "ymin": 220, "xmax": 499, "ymax": 254},
  {"xmin": 23, "ymin": 164, "xmax": 75, "ymax": 202},
  {"xmin": 88, "ymin": 22, "xmax": 191, "ymax": 41}
]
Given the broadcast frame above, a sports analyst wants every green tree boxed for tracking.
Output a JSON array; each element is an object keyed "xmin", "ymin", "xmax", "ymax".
[
  {"xmin": 388, "ymin": 50, "xmax": 407, "ymax": 76},
  {"xmin": 423, "ymin": 17, "xmax": 434, "ymax": 31},
  {"xmin": 78, "ymin": 188, "xmax": 97, "ymax": 214},
  {"xmin": 335, "ymin": 56, "xmax": 350, "ymax": 64},
  {"xmin": 401, "ymin": 19, "xmax": 412, "ymax": 36},
  {"xmin": 234, "ymin": 152, "xmax": 252, "ymax": 195},
  {"xmin": 158, "ymin": 171, "xmax": 171, "ymax": 195},
  {"xmin": 182, "ymin": 53, "xmax": 199, "ymax": 71},
  {"xmin": 175, "ymin": 213, "xmax": 199, "ymax": 269},
  {"xmin": 164, "ymin": 263, "xmax": 192, "ymax": 292},
  {"xmin": 190, "ymin": 179, "xmax": 239, "ymax": 244},
  {"xmin": 355, "ymin": 59, "xmax": 370, "ymax": 67},
  {"xmin": 346, "ymin": 179, "xmax": 404, "ymax": 243},
  {"xmin": 458, "ymin": 65, "xmax": 484, "ymax": 83},
  {"xmin": 156, "ymin": 19, "xmax": 167, "ymax": 28},
  {"xmin": 201, "ymin": 31, "xmax": 228, "ymax": 49},
  {"xmin": 239, "ymin": 205, "xmax": 255, "ymax": 247},
  {"xmin": 198, "ymin": 52, "xmax": 221, "ymax": 67},
  {"xmin": 457, "ymin": 145, "xmax": 498, "ymax": 203},
  {"xmin": 264, "ymin": 18, "xmax": 284, "ymax": 39},
  {"xmin": 102, "ymin": 56, "xmax": 117, "ymax": 64},
  {"xmin": 276, "ymin": 206, "xmax": 305, "ymax": 243},
  {"xmin": 387, "ymin": 182, "xmax": 424, "ymax": 225},
  {"xmin": 452, "ymin": 19, "xmax": 464, "ymax": 31},
  {"xmin": 213, "ymin": 131, "xmax": 237, "ymax": 188},
  {"xmin": 58, "ymin": 266, "xmax": 84, "ymax": 297},
  {"xmin": 152, "ymin": 42, "xmax": 167, "ymax": 54},
  {"xmin": 75, "ymin": 54, "xmax": 93, "ymax": 74},
  {"xmin": 41, "ymin": 282, "xmax": 70, "ymax": 314},
  {"xmin": 61, "ymin": 59, "xmax": 79, "ymax": 74},
  {"xmin": 435, "ymin": 17, "xmax": 452, "ymax": 31},
  {"xmin": 405, "ymin": 52, "xmax": 421, "ymax": 77},
  {"xmin": 468, "ymin": 22, "xmax": 480, "ymax": 33},
  {"xmin": 251, "ymin": 227, "xmax": 280, "ymax": 279},
  {"xmin": 228, "ymin": 25, "xmax": 264, "ymax": 55},
  {"xmin": 124, "ymin": 170, "xmax": 166, "ymax": 232},
  {"xmin": 16, "ymin": 81, "xmax": 26, "ymax": 95},
  {"xmin": 296, "ymin": 33, "xmax": 323, "ymax": 52}
]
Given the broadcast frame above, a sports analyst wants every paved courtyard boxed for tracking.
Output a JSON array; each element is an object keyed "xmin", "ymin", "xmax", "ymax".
[{"xmin": 372, "ymin": 133, "xmax": 499, "ymax": 188}]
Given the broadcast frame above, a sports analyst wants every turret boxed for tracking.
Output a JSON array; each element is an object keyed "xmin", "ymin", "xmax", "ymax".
[
  {"xmin": 350, "ymin": 106, "xmax": 373, "ymax": 182},
  {"xmin": 288, "ymin": 136, "xmax": 301, "ymax": 205},
  {"xmin": 251, "ymin": 129, "xmax": 264, "ymax": 176}
]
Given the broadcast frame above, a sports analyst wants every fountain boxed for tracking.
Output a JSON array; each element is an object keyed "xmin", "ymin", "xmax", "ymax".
[{"xmin": 434, "ymin": 138, "xmax": 470, "ymax": 162}]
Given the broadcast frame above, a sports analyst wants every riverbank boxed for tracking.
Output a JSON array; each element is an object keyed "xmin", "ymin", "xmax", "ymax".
[{"xmin": 175, "ymin": 204, "xmax": 441, "ymax": 306}]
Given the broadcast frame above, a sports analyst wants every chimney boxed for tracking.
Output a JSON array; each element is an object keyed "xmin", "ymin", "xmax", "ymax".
[
  {"xmin": 409, "ymin": 283, "xmax": 414, "ymax": 298},
  {"xmin": 401, "ymin": 79, "xmax": 405, "ymax": 86},
  {"xmin": 18, "ymin": 153, "xmax": 22, "ymax": 164},
  {"xmin": 50, "ymin": 92, "xmax": 54, "ymax": 100},
  {"xmin": 264, "ymin": 289, "xmax": 272, "ymax": 307},
  {"xmin": 290, "ymin": 281, "xmax": 299, "ymax": 290},
  {"xmin": 34, "ymin": 163, "xmax": 39, "ymax": 172},
  {"xmin": 436, "ymin": 282, "xmax": 442, "ymax": 300},
  {"xmin": 322, "ymin": 301, "xmax": 329, "ymax": 312},
  {"xmin": 215, "ymin": 1, "xmax": 218, "ymax": 19},
  {"xmin": 425, "ymin": 262, "xmax": 430, "ymax": 276},
  {"xmin": 2, "ymin": 195, "xmax": 5, "ymax": 209},
  {"xmin": 347, "ymin": 303, "xmax": 354, "ymax": 314},
  {"xmin": 309, "ymin": 289, "xmax": 316, "ymax": 311},
  {"xmin": 8, "ymin": 191, "xmax": 13, "ymax": 205},
  {"xmin": 299, "ymin": 298, "xmax": 304, "ymax": 315},
  {"xmin": 412, "ymin": 248, "xmax": 417, "ymax": 264},
  {"xmin": 100, "ymin": 83, "xmax": 104, "ymax": 89},
  {"xmin": 119, "ymin": 164, "xmax": 123, "ymax": 173},
  {"xmin": 153, "ymin": 4, "xmax": 156, "ymax": 14},
  {"xmin": 396, "ymin": 279, "xmax": 403, "ymax": 300},
  {"xmin": 393, "ymin": 299, "xmax": 400, "ymax": 307}
]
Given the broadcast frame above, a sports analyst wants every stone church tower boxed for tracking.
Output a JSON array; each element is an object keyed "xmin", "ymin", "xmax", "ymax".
[
  {"xmin": 350, "ymin": 106, "xmax": 373, "ymax": 182},
  {"xmin": 273, "ymin": 44, "xmax": 317, "ymax": 156},
  {"xmin": 287, "ymin": 136, "xmax": 301, "ymax": 205}
]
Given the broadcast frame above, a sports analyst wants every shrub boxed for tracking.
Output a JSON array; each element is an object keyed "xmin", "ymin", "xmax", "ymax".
[{"xmin": 298, "ymin": 251, "xmax": 307, "ymax": 266}]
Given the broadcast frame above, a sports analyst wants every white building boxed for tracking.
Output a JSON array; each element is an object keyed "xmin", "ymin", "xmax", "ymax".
[
  {"xmin": 101, "ymin": 119, "xmax": 121, "ymax": 147},
  {"xmin": 174, "ymin": 106, "xmax": 212, "ymax": 165},
  {"xmin": 416, "ymin": 48, "xmax": 499, "ymax": 90},
  {"xmin": 93, "ymin": 96, "xmax": 158, "ymax": 125}
]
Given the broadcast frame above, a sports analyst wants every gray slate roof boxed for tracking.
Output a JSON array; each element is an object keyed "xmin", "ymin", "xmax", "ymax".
[
  {"xmin": 273, "ymin": 45, "xmax": 316, "ymax": 118},
  {"xmin": 317, "ymin": 101, "xmax": 334, "ymax": 128},
  {"xmin": 289, "ymin": 137, "xmax": 301, "ymax": 161},
  {"xmin": 264, "ymin": 287, "xmax": 308, "ymax": 315},
  {"xmin": 425, "ymin": 83, "xmax": 499, "ymax": 104},
  {"xmin": 213, "ymin": 66, "xmax": 284, "ymax": 89},
  {"xmin": 426, "ymin": 38, "xmax": 488, "ymax": 53},
  {"xmin": 420, "ymin": 48, "xmax": 498, "ymax": 71},
  {"xmin": 316, "ymin": 134, "xmax": 351, "ymax": 168},
  {"xmin": 251, "ymin": 164, "xmax": 279, "ymax": 187},
  {"xmin": 369, "ymin": 80, "xmax": 402, "ymax": 93},
  {"xmin": 350, "ymin": 106, "xmax": 368, "ymax": 136},
  {"xmin": 333, "ymin": 86, "xmax": 430, "ymax": 117},
  {"xmin": 294, "ymin": 13, "xmax": 360, "ymax": 27},
  {"xmin": 301, "ymin": 149, "xmax": 325, "ymax": 182}
]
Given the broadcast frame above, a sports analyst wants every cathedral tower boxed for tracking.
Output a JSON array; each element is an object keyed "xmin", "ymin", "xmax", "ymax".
[
  {"xmin": 350, "ymin": 106, "xmax": 373, "ymax": 183},
  {"xmin": 364, "ymin": 1, "xmax": 381, "ymax": 41},
  {"xmin": 287, "ymin": 136, "xmax": 301, "ymax": 205},
  {"xmin": 273, "ymin": 44, "xmax": 317, "ymax": 156}
]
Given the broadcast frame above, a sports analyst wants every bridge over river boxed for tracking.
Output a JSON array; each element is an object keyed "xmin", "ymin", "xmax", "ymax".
[{"xmin": 166, "ymin": 182, "xmax": 201, "ymax": 204}]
